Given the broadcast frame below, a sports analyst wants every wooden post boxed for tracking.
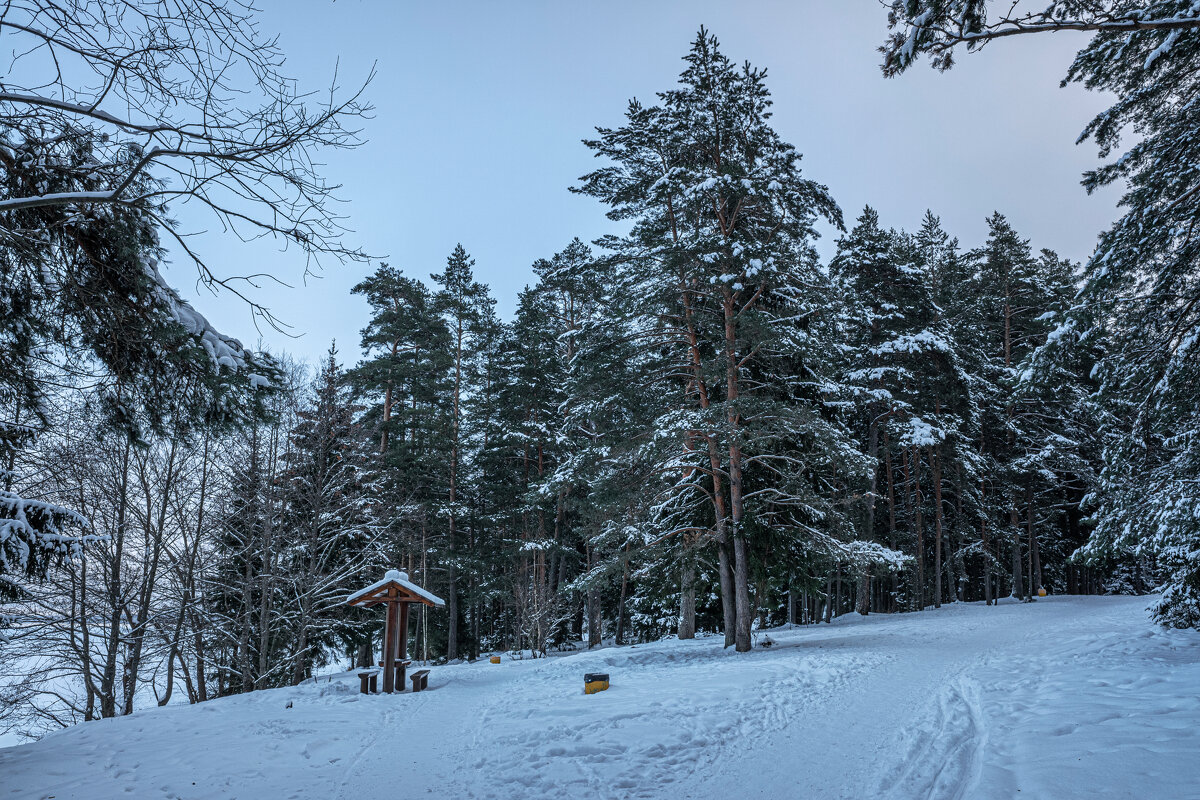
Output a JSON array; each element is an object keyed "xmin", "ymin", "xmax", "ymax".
[
  {"xmin": 398, "ymin": 601, "xmax": 410, "ymax": 689},
  {"xmin": 399, "ymin": 602, "xmax": 409, "ymax": 660},
  {"xmin": 382, "ymin": 596, "xmax": 398, "ymax": 694}
]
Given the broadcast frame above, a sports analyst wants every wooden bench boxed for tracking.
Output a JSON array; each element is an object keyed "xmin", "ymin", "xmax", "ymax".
[
  {"xmin": 357, "ymin": 668, "xmax": 380, "ymax": 694},
  {"xmin": 410, "ymin": 669, "xmax": 430, "ymax": 693}
]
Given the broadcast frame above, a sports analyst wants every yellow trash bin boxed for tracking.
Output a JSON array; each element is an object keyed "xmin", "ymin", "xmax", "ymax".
[
  {"xmin": 584, "ymin": 673, "xmax": 609, "ymax": 694},
  {"xmin": 490, "ymin": 655, "xmax": 501, "ymax": 664}
]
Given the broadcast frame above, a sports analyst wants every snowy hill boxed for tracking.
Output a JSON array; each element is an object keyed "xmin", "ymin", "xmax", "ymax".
[{"xmin": 2, "ymin": 596, "xmax": 1197, "ymax": 800}]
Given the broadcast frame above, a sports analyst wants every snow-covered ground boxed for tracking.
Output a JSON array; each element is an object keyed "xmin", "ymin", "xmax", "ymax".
[{"xmin": 2, "ymin": 595, "xmax": 1197, "ymax": 799}]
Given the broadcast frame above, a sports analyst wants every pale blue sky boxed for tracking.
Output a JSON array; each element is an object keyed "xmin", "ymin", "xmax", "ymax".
[{"xmin": 174, "ymin": 1, "xmax": 1120, "ymax": 364}]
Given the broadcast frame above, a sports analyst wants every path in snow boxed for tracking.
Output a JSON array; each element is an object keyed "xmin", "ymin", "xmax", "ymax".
[{"xmin": 2, "ymin": 595, "xmax": 1197, "ymax": 800}]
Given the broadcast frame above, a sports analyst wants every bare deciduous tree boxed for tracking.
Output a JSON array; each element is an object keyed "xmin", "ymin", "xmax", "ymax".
[{"xmin": 0, "ymin": 0, "xmax": 374, "ymax": 307}]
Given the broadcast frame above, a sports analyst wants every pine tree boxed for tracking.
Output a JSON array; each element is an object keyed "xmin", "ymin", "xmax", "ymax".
[
  {"xmin": 208, "ymin": 419, "xmax": 270, "ymax": 694},
  {"xmin": 576, "ymin": 28, "xmax": 862, "ymax": 650},
  {"xmin": 504, "ymin": 286, "xmax": 569, "ymax": 655},
  {"xmin": 350, "ymin": 264, "xmax": 454, "ymax": 657},
  {"xmin": 917, "ymin": 212, "xmax": 992, "ymax": 606},
  {"xmin": 966, "ymin": 214, "xmax": 1044, "ymax": 600},
  {"xmin": 530, "ymin": 240, "xmax": 602, "ymax": 648},
  {"xmin": 530, "ymin": 239, "xmax": 656, "ymax": 648},
  {"xmin": 462, "ymin": 311, "xmax": 513, "ymax": 656},
  {"xmin": 832, "ymin": 209, "xmax": 927, "ymax": 610},
  {"xmin": 1063, "ymin": 22, "xmax": 1200, "ymax": 626},
  {"xmin": 1, "ymin": 422, "xmax": 88, "ymax": 604},
  {"xmin": 431, "ymin": 245, "xmax": 495, "ymax": 660},
  {"xmin": 204, "ymin": 357, "xmax": 302, "ymax": 694}
]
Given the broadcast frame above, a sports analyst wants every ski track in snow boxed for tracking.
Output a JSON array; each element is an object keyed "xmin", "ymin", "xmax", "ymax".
[
  {"xmin": 872, "ymin": 599, "xmax": 1200, "ymax": 800},
  {"xmin": 2, "ymin": 596, "xmax": 1198, "ymax": 800},
  {"xmin": 881, "ymin": 675, "xmax": 986, "ymax": 800}
]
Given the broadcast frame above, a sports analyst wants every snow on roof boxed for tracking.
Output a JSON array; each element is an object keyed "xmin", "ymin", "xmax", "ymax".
[{"xmin": 345, "ymin": 569, "xmax": 445, "ymax": 608}]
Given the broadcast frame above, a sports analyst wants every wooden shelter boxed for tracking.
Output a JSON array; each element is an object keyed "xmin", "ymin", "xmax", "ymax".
[{"xmin": 346, "ymin": 570, "xmax": 444, "ymax": 694}]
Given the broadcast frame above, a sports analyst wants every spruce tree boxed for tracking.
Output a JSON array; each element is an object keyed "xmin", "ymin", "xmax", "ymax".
[{"xmin": 280, "ymin": 345, "xmax": 374, "ymax": 683}]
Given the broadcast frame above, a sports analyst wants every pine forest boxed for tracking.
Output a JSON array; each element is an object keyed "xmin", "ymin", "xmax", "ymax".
[{"xmin": 2, "ymin": 7, "xmax": 1199, "ymax": 792}]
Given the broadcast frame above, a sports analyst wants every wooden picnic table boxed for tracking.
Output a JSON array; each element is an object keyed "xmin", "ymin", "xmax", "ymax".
[{"xmin": 346, "ymin": 570, "xmax": 444, "ymax": 694}]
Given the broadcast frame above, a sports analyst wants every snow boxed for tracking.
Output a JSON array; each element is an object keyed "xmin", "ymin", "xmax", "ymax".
[
  {"xmin": 899, "ymin": 10, "xmax": 933, "ymax": 63},
  {"xmin": 0, "ymin": 490, "xmax": 91, "ymax": 573},
  {"xmin": 0, "ymin": 189, "xmax": 118, "ymax": 210},
  {"xmin": 145, "ymin": 259, "xmax": 262, "ymax": 381},
  {"xmin": 2, "ymin": 596, "xmax": 1197, "ymax": 799},
  {"xmin": 1144, "ymin": 30, "xmax": 1180, "ymax": 71},
  {"xmin": 839, "ymin": 539, "xmax": 911, "ymax": 571},
  {"xmin": 902, "ymin": 415, "xmax": 942, "ymax": 447}
]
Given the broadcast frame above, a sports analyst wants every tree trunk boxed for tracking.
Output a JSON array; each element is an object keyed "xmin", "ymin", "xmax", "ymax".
[
  {"xmin": 834, "ymin": 564, "xmax": 843, "ymax": 618},
  {"xmin": 1010, "ymin": 506, "xmax": 1024, "ymax": 600},
  {"xmin": 884, "ymin": 431, "xmax": 898, "ymax": 612},
  {"xmin": 910, "ymin": 448, "xmax": 925, "ymax": 611},
  {"xmin": 192, "ymin": 614, "xmax": 208, "ymax": 702},
  {"xmin": 931, "ymin": 444, "xmax": 944, "ymax": 609},
  {"xmin": 355, "ymin": 633, "xmax": 372, "ymax": 669},
  {"xmin": 1027, "ymin": 484, "xmax": 1042, "ymax": 595},
  {"xmin": 255, "ymin": 478, "xmax": 274, "ymax": 689},
  {"xmin": 447, "ymin": 540, "xmax": 458, "ymax": 659},
  {"xmin": 723, "ymin": 293, "xmax": 753, "ymax": 652},
  {"xmin": 125, "ymin": 445, "xmax": 175, "ymax": 715},
  {"xmin": 159, "ymin": 593, "xmax": 188, "ymax": 707},
  {"xmin": 856, "ymin": 570, "xmax": 871, "ymax": 616},
  {"xmin": 678, "ymin": 273, "xmax": 733, "ymax": 648},
  {"xmin": 76, "ymin": 559, "xmax": 98, "ymax": 719},
  {"xmin": 100, "ymin": 438, "xmax": 131, "ymax": 718},
  {"xmin": 980, "ymin": 478, "xmax": 993, "ymax": 605},
  {"xmin": 824, "ymin": 571, "xmax": 834, "ymax": 623},
  {"xmin": 616, "ymin": 542, "xmax": 630, "ymax": 645},
  {"xmin": 732, "ymin": 535, "xmax": 752, "ymax": 650},
  {"xmin": 588, "ymin": 593, "xmax": 602, "ymax": 649},
  {"xmin": 717, "ymin": 537, "xmax": 736, "ymax": 646},
  {"xmin": 446, "ymin": 312, "xmax": 466, "ymax": 661},
  {"xmin": 678, "ymin": 550, "xmax": 696, "ymax": 639},
  {"xmin": 587, "ymin": 545, "xmax": 602, "ymax": 648},
  {"xmin": 953, "ymin": 461, "xmax": 966, "ymax": 602},
  {"xmin": 859, "ymin": 410, "xmax": 880, "ymax": 617},
  {"xmin": 238, "ymin": 547, "xmax": 254, "ymax": 693}
]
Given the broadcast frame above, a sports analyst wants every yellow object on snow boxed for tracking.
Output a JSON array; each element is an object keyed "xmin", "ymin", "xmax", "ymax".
[
  {"xmin": 490, "ymin": 655, "xmax": 501, "ymax": 664},
  {"xmin": 584, "ymin": 673, "xmax": 609, "ymax": 694},
  {"xmin": 1038, "ymin": 587, "xmax": 1048, "ymax": 597}
]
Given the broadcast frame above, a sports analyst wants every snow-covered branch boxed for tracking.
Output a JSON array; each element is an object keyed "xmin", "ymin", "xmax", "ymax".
[{"xmin": 882, "ymin": 1, "xmax": 1200, "ymax": 75}]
